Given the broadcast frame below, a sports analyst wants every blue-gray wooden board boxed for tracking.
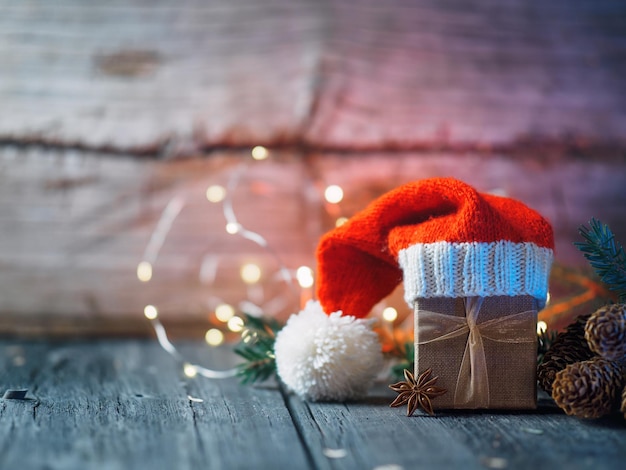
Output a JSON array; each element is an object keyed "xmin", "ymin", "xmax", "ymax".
[{"xmin": 1, "ymin": 339, "xmax": 625, "ymax": 469}]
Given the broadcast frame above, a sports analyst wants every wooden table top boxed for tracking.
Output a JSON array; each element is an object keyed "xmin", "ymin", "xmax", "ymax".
[{"xmin": 1, "ymin": 339, "xmax": 625, "ymax": 470}]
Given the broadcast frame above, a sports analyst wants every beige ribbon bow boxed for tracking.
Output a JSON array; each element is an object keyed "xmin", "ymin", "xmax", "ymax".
[{"xmin": 417, "ymin": 297, "xmax": 535, "ymax": 408}]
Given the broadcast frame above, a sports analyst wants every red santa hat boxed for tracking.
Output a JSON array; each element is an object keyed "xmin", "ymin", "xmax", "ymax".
[
  {"xmin": 275, "ymin": 177, "xmax": 554, "ymax": 401},
  {"xmin": 317, "ymin": 177, "xmax": 554, "ymax": 315}
]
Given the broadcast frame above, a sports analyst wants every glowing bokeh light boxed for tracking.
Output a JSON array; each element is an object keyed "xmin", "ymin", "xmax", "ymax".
[
  {"xmin": 215, "ymin": 303, "xmax": 235, "ymax": 322},
  {"xmin": 183, "ymin": 363, "xmax": 198, "ymax": 378},
  {"xmin": 144, "ymin": 305, "xmax": 158, "ymax": 320},
  {"xmin": 251, "ymin": 146, "xmax": 269, "ymax": 160},
  {"xmin": 226, "ymin": 222, "xmax": 240, "ymax": 234},
  {"xmin": 137, "ymin": 261, "xmax": 153, "ymax": 282},
  {"xmin": 382, "ymin": 307, "xmax": 398, "ymax": 322},
  {"xmin": 324, "ymin": 185, "xmax": 344, "ymax": 204},
  {"xmin": 241, "ymin": 263, "xmax": 262, "ymax": 284},
  {"xmin": 205, "ymin": 329, "xmax": 225, "ymax": 346},
  {"xmin": 227, "ymin": 316, "xmax": 245, "ymax": 333},
  {"xmin": 296, "ymin": 266, "xmax": 314, "ymax": 288},
  {"xmin": 206, "ymin": 185, "xmax": 226, "ymax": 203},
  {"xmin": 537, "ymin": 320, "xmax": 548, "ymax": 334}
]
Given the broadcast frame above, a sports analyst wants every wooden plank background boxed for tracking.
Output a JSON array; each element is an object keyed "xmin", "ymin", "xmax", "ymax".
[
  {"xmin": 0, "ymin": 0, "xmax": 625, "ymax": 150},
  {"xmin": 0, "ymin": 148, "xmax": 624, "ymax": 335},
  {"xmin": 2, "ymin": 339, "xmax": 626, "ymax": 469},
  {"xmin": 0, "ymin": 339, "xmax": 312, "ymax": 469},
  {"xmin": 1, "ymin": 0, "xmax": 625, "ymax": 335}
]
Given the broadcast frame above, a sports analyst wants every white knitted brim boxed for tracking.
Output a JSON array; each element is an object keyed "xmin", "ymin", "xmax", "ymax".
[{"xmin": 398, "ymin": 240, "xmax": 553, "ymax": 307}]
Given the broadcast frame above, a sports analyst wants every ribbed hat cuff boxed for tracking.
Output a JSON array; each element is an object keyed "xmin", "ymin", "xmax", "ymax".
[{"xmin": 398, "ymin": 241, "xmax": 553, "ymax": 308}]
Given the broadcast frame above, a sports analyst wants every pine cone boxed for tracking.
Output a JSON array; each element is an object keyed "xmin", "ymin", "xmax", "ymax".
[
  {"xmin": 538, "ymin": 315, "xmax": 594, "ymax": 393},
  {"xmin": 552, "ymin": 357, "xmax": 626, "ymax": 419},
  {"xmin": 585, "ymin": 304, "xmax": 626, "ymax": 361}
]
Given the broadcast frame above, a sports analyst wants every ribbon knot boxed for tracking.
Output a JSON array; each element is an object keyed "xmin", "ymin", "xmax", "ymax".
[{"xmin": 417, "ymin": 297, "xmax": 535, "ymax": 408}]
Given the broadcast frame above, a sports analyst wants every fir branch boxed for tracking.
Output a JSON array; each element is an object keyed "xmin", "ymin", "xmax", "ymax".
[
  {"xmin": 390, "ymin": 342, "xmax": 414, "ymax": 382},
  {"xmin": 575, "ymin": 218, "xmax": 626, "ymax": 302},
  {"xmin": 537, "ymin": 328, "xmax": 558, "ymax": 366},
  {"xmin": 234, "ymin": 314, "xmax": 282, "ymax": 385}
]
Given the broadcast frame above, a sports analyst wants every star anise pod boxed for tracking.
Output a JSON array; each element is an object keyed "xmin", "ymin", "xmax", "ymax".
[{"xmin": 389, "ymin": 368, "xmax": 447, "ymax": 416}]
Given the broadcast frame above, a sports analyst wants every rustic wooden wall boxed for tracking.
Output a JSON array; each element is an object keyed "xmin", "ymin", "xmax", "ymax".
[
  {"xmin": 0, "ymin": 151, "xmax": 319, "ymax": 334},
  {"xmin": 1, "ymin": 149, "xmax": 624, "ymax": 335},
  {"xmin": 1, "ymin": 0, "xmax": 625, "ymax": 151},
  {"xmin": 1, "ymin": 0, "xmax": 625, "ymax": 335}
]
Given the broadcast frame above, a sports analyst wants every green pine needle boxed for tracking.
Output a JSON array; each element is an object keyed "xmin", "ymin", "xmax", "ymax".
[
  {"xmin": 575, "ymin": 218, "xmax": 626, "ymax": 303},
  {"xmin": 390, "ymin": 342, "xmax": 415, "ymax": 382},
  {"xmin": 537, "ymin": 329, "xmax": 558, "ymax": 366},
  {"xmin": 234, "ymin": 314, "xmax": 282, "ymax": 385}
]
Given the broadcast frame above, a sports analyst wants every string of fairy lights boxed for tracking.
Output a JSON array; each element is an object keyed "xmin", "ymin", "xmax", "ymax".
[{"xmin": 135, "ymin": 146, "xmax": 382, "ymax": 379}]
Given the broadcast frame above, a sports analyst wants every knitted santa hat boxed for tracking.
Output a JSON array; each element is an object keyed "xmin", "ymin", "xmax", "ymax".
[
  {"xmin": 275, "ymin": 177, "xmax": 554, "ymax": 401},
  {"xmin": 317, "ymin": 177, "xmax": 554, "ymax": 315}
]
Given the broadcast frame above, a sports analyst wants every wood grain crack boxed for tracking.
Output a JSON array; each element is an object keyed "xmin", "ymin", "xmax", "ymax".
[
  {"xmin": 3, "ymin": 136, "xmax": 626, "ymax": 161},
  {"xmin": 277, "ymin": 382, "xmax": 318, "ymax": 470},
  {"xmin": 31, "ymin": 399, "xmax": 40, "ymax": 422},
  {"xmin": 183, "ymin": 382, "xmax": 207, "ymax": 458}
]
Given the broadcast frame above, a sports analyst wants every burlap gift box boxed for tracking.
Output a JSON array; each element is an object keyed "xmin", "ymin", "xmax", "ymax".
[{"xmin": 414, "ymin": 295, "xmax": 539, "ymax": 410}]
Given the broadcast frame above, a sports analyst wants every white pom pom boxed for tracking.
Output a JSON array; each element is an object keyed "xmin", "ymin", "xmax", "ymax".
[{"xmin": 274, "ymin": 300, "xmax": 384, "ymax": 401}]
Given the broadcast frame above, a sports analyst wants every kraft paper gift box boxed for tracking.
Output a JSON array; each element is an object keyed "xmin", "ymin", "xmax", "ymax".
[{"xmin": 414, "ymin": 295, "xmax": 539, "ymax": 410}]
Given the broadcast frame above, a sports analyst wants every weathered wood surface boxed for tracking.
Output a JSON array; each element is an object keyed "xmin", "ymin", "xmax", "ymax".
[
  {"xmin": 1, "ymin": 148, "xmax": 625, "ymax": 334},
  {"xmin": 0, "ymin": 340, "xmax": 310, "ymax": 469},
  {"xmin": 1, "ymin": 0, "xmax": 625, "ymax": 151},
  {"xmin": 1, "ymin": 339, "xmax": 626, "ymax": 470}
]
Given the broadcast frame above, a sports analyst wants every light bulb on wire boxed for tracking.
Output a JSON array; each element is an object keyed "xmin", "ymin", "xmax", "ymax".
[
  {"xmin": 205, "ymin": 329, "xmax": 225, "ymax": 346},
  {"xmin": 226, "ymin": 222, "xmax": 240, "ymax": 234},
  {"xmin": 227, "ymin": 316, "xmax": 244, "ymax": 332},
  {"xmin": 251, "ymin": 146, "xmax": 269, "ymax": 160},
  {"xmin": 183, "ymin": 363, "xmax": 198, "ymax": 378},
  {"xmin": 206, "ymin": 185, "xmax": 226, "ymax": 203},
  {"xmin": 537, "ymin": 321, "xmax": 548, "ymax": 334},
  {"xmin": 137, "ymin": 261, "xmax": 153, "ymax": 282},
  {"xmin": 382, "ymin": 307, "xmax": 398, "ymax": 322},
  {"xmin": 324, "ymin": 185, "xmax": 344, "ymax": 204},
  {"xmin": 215, "ymin": 304, "xmax": 235, "ymax": 322},
  {"xmin": 144, "ymin": 305, "xmax": 158, "ymax": 320},
  {"xmin": 241, "ymin": 263, "xmax": 262, "ymax": 284},
  {"xmin": 296, "ymin": 266, "xmax": 314, "ymax": 288}
]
